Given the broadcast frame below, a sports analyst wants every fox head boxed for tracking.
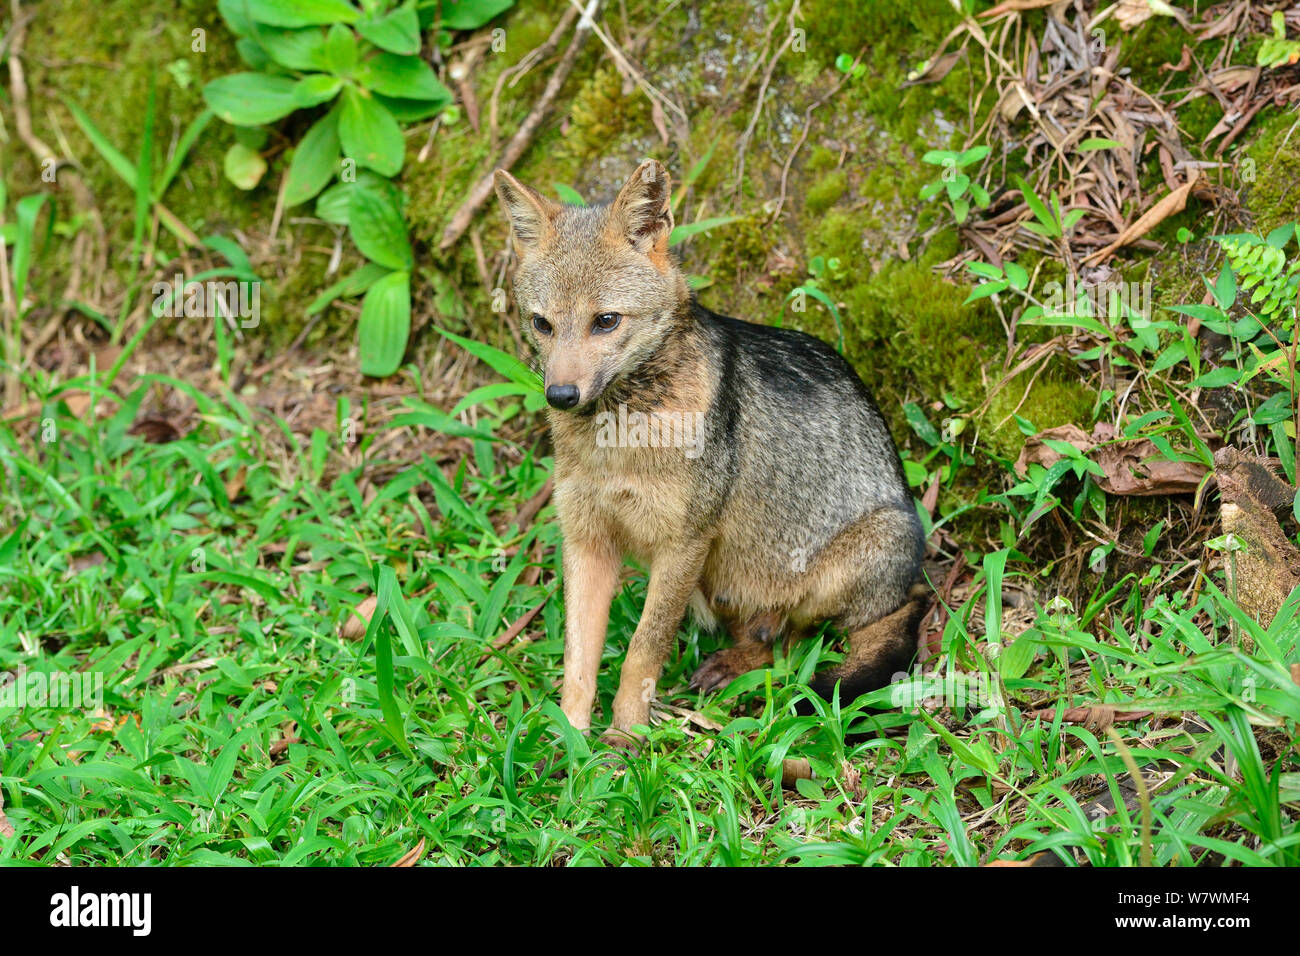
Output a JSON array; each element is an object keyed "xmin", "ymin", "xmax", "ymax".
[{"xmin": 494, "ymin": 160, "xmax": 689, "ymax": 413}]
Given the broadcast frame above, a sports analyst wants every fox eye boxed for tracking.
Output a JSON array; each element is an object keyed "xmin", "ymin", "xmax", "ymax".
[
  {"xmin": 592, "ymin": 312, "xmax": 622, "ymax": 333},
  {"xmin": 532, "ymin": 314, "xmax": 552, "ymax": 335}
]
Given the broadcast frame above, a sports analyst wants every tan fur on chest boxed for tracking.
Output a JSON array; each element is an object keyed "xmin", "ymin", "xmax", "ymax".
[{"xmin": 552, "ymin": 435, "xmax": 694, "ymax": 561}]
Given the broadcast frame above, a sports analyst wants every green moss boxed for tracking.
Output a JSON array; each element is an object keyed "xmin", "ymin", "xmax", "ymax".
[
  {"xmin": 805, "ymin": 170, "xmax": 848, "ymax": 215},
  {"xmin": 985, "ymin": 372, "xmax": 1097, "ymax": 460},
  {"xmin": 806, "ymin": 146, "xmax": 839, "ymax": 175},
  {"xmin": 804, "ymin": 208, "xmax": 871, "ymax": 265},
  {"xmin": 1122, "ymin": 19, "xmax": 1196, "ymax": 84},
  {"xmin": 559, "ymin": 66, "xmax": 648, "ymax": 165},
  {"xmin": 1241, "ymin": 109, "xmax": 1300, "ymax": 237}
]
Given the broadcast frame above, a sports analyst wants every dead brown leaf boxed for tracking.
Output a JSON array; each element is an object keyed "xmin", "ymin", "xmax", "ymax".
[
  {"xmin": 224, "ymin": 465, "xmax": 247, "ymax": 502},
  {"xmin": 1031, "ymin": 705, "xmax": 1154, "ymax": 732},
  {"xmin": 1115, "ymin": 0, "xmax": 1192, "ymax": 32},
  {"xmin": 60, "ymin": 390, "xmax": 92, "ymax": 418},
  {"xmin": 1083, "ymin": 176, "xmax": 1202, "ymax": 264},
  {"xmin": 1016, "ymin": 424, "xmax": 1208, "ymax": 496},
  {"xmin": 980, "ymin": 0, "xmax": 1064, "ymax": 17},
  {"xmin": 983, "ymin": 850, "xmax": 1067, "ymax": 866},
  {"xmin": 389, "ymin": 836, "xmax": 426, "ymax": 867},
  {"xmin": 128, "ymin": 416, "xmax": 185, "ymax": 443},
  {"xmin": 341, "ymin": 595, "xmax": 378, "ymax": 639},
  {"xmin": 781, "ymin": 758, "xmax": 813, "ymax": 789},
  {"xmin": 902, "ymin": 49, "xmax": 966, "ymax": 87}
]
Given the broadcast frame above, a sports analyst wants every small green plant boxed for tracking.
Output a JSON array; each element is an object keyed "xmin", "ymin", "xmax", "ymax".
[
  {"xmin": 1258, "ymin": 10, "xmax": 1300, "ymax": 68},
  {"xmin": 785, "ymin": 255, "xmax": 845, "ymax": 352},
  {"xmin": 1014, "ymin": 175, "xmax": 1084, "ymax": 241},
  {"xmin": 833, "ymin": 53, "xmax": 867, "ymax": 80},
  {"xmin": 919, "ymin": 145, "xmax": 990, "ymax": 224},
  {"xmin": 1214, "ymin": 226, "xmax": 1300, "ymax": 325},
  {"xmin": 1170, "ymin": 222, "xmax": 1300, "ymax": 481},
  {"xmin": 205, "ymin": 0, "xmax": 456, "ymax": 191},
  {"xmin": 203, "ymin": 0, "xmax": 513, "ymax": 377}
]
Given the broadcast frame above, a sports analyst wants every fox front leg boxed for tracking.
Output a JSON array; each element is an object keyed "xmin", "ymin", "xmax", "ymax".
[
  {"xmin": 559, "ymin": 535, "xmax": 621, "ymax": 732},
  {"xmin": 607, "ymin": 540, "xmax": 710, "ymax": 742}
]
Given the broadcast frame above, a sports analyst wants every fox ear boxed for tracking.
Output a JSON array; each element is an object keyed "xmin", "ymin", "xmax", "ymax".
[
  {"xmin": 609, "ymin": 160, "xmax": 674, "ymax": 256},
  {"xmin": 494, "ymin": 169, "xmax": 559, "ymax": 249}
]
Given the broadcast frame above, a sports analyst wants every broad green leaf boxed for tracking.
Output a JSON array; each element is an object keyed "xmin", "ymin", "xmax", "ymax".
[
  {"xmin": 307, "ymin": 261, "xmax": 392, "ymax": 313},
  {"xmin": 553, "ymin": 183, "xmax": 586, "ymax": 205},
  {"xmin": 435, "ymin": 326, "xmax": 540, "ymax": 389},
  {"xmin": 999, "ymin": 632, "xmax": 1038, "ymax": 679},
  {"xmin": 438, "ymin": 0, "xmax": 513, "ymax": 30},
  {"xmin": 218, "ymin": 0, "xmax": 257, "ymax": 35},
  {"xmin": 204, "ymin": 72, "xmax": 302, "ymax": 125},
  {"xmin": 1191, "ymin": 366, "xmax": 1240, "ymax": 389},
  {"xmin": 338, "ymin": 87, "xmax": 405, "ymax": 175},
  {"xmin": 370, "ymin": 564, "xmax": 412, "ymax": 754},
  {"xmin": 348, "ymin": 186, "xmax": 412, "ymax": 269},
  {"xmin": 668, "ymin": 215, "xmax": 741, "ymax": 246},
  {"xmin": 358, "ymin": 270, "xmax": 411, "ymax": 376},
  {"xmin": 1213, "ymin": 260, "xmax": 1236, "ymax": 310},
  {"xmin": 963, "ymin": 279, "xmax": 1008, "ymax": 304},
  {"xmin": 324, "ymin": 22, "xmax": 359, "ymax": 74},
  {"xmin": 293, "ymin": 73, "xmax": 342, "ymax": 108},
  {"xmin": 314, "ymin": 170, "xmax": 395, "ymax": 223},
  {"xmin": 357, "ymin": 1, "xmax": 421, "ymax": 54},
  {"xmin": 967, "ymin": 261, "xmax": 1004, "ymax": 280},
  {"xmin": 236, "ymin": 38, "xmax": 272, "ymax": 70},
  {"xmin": 246, "ymin": 0, "xmax": 362, "ymax": 28},
  {"xmin": 902, "ymin": 402, "xmax": 941, "ymax": 446},
  {"xmin": 372, "ymin": 93, "xmax": 448, "ymax": 122},
  {"xmin": 1266, "ymin": 223, "xmax": 1296, "ymax": 249},
  {"xmin": 12, "ymin": 194, "xmax": 50, "ymax": 307},
  {"xmin": 256, "ymin": 26, "xmax": 329, "ymax": 70},
  {"xmin": 1004, "ymin": 261, "xmax": 1029, "ymax": 290},
  {"xmin": 284, "ymin": 108, "xmax": 341, "ymax": 207},
  {"xmin": 355, "ymin": 52, "xmax": 449, "ymax": 101}
]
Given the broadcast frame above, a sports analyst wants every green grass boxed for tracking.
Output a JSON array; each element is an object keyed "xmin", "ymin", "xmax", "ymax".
[{"xmin": 1, "ymin": 367, "xmax": 1297, "ymax": 866}]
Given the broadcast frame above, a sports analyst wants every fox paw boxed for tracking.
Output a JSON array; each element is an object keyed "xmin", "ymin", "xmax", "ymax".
[
  {"xmin": 690, "ymin": 646, "xmax": 772, "ymax": 694},
  {"xmin": 599, "ymin": 727, "xmax": 645, "ymax": 757}
]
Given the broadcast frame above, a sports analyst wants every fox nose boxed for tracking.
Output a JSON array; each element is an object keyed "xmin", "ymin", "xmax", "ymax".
[{"xmin": 546, "ymin": 384, "xmax": 581, "ymax": 410}]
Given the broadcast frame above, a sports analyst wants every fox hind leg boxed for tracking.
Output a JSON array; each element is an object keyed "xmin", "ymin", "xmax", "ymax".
[
  {"xmin": 798, "ymin": 506, "xmax": 927, "ymax": 707},
  {"xmin": 806, "ymin": 588, "xmax": 927, "ymax": 705}
]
